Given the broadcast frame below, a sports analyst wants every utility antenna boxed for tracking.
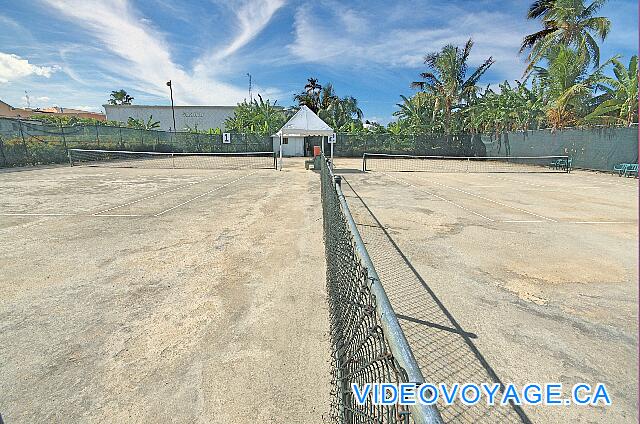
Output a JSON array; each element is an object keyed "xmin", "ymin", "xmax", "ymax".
[
  {"xmin": 24, "ymin": 90, "xmax": 31, "ymax": 108},
  {"xmin": 246, "ymin": 73, "xmax": 252, "ymax": 102}
]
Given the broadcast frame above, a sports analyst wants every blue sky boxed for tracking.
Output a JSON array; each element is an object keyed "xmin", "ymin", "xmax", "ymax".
[{"xmin": 0, "ymin": 0, "xmax": 637, "ymax": 124}]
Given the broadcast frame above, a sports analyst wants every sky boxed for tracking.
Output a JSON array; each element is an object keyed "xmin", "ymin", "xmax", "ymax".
[{"xmin": 0, "ymin": 0, "xmax": 637, "ymax": 124}]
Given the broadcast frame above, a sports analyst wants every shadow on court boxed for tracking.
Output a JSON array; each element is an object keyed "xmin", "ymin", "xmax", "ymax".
[{"xmin": 341, "ymin": 177, "xmax": 531, "ymax": 424}]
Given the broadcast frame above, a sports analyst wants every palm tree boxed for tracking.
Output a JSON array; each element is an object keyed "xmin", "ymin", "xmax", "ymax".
[
  {"xmin": 534, "ymin": 45, "xmax": 614, "ymax": 128},
  {"xmin": 294, "ymin": 78, "xmax": 323, "ymax": 113},
  {"xmin": 393, "ymin": 93, "xmax": 438, "ymax": 132},
  {"xmin": 584, "ymin": 56, "xmax": 638, "ymax": 125},
  {"xmin": 411, "ymin": 38, "xmax": 494, "ymax": 133},
  {"xmin": 293, "ymin": 79, "xmax": 363, "ymax": 129},
  {"xmin": 108, "ymin": 89, "xmax": 134, "ymax": 105},
  {"xmin": 520, "ymin": 0, "xmax": 611, "ymax": 75}
]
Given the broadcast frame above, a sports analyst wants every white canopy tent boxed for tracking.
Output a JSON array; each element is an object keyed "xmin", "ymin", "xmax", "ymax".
[{"xmin": 275, "ymin": 106, "xmax": 334, "ymax": 170}]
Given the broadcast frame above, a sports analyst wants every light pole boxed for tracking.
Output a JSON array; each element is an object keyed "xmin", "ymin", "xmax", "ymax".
[
  {"xmin": 166, "ymin": 80, "xmax": 176, "ymax": 132},
  {"xmin": 246, "ymin": 73, "xmax": 252, "ymax": 102}
]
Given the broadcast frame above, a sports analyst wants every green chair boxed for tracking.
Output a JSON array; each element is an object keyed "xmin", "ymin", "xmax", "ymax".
[
  {"xmin": 614, "ymin": 163, "xmax": 630, "ymax": 176},
  {"xmin": 624, "ymin": 164, "xmax": 638, "ymax": 178}
]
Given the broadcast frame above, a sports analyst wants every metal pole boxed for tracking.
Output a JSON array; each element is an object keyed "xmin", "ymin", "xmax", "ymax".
[
  {"xmin": 279, "ymin": 132, "xmax": 283, "ymax": 171},
  {"xmin": 18, "ymin": 120, "xmax": 30, "ymax": 164},
  {"xmin": 246, "ymin": 73, "xmax": 252, "ymax": 102},
  {"xmin": 60, "ymin": 123, "xmax": 67, "ymax": 149},
  {"xmin": 167, "ymin": 80, "xmax": 177, "ymax": 133},
  {"xmin": 95, "ymin": 123, "xmax": 100, "ymax": 146},
  {"xmin": 330, "ymin": 137, "xmax": 334, "ymax": 170}
]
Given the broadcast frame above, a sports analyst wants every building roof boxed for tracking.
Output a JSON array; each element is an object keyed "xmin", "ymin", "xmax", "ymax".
[
  {"xmin": 276, "ymin": 106, "xmax": 334, "ymax": 136},
  {"xmin": 103, "ymin": 104, "xmax": 236, "ymax": 109}
]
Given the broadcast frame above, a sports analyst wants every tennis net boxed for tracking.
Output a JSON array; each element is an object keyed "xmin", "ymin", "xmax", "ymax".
[
  {"xmin": 68, "ymin": 149, "xmax": 276, "ymax": 170},
  {"xmin": 363, "ymin": 153, "xmax": 571, "ymax": 173}
]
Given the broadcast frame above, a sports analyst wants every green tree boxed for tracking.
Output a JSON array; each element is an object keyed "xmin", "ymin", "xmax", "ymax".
[
  {"xmin": 534, "ymin": 45, "xmax": 614, "ymax": 128},
  {"xmin": 293, "ymin": 80, "xmax": 363, "ymax": 131},
  {"xmin": 584, "ymin": 56, "xmax": 638, "ymax": 126},
  {"xmin": 393, "ymin": 93, "xmax": 440, "ymax": 133},
  {"xmin": 108, "ymin": 89, "xmax": 134, "ymax": 105},
  {"xmin": 127, "ymin": 115, "xmax": 160, "ymax": 130},
  {"xmin": 520, "ymin": 0, "xmax": 611, "ymax": 75},
  {"xmin": 224, "ymin": 95, "xmax": 287, "ymax": 135},
  {"xmin": 467, "ymin": 80, "xmax": 546, "ymax": 133},
  {"xmin": 411, "ymin": 38, "xmax": 494, "ymax": 133},
  {"xmin": 293, "ymin": 78, "xmax": 323, "ymax": 113}
]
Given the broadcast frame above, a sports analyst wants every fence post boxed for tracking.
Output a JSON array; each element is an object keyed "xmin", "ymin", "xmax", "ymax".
[
  {"xmin": 95, "ymin": 123, "xmax": 100, "ymax": 146},
  {"xmin": 18, "ymin": 120, "xmax": 31, "ymax": 165},
  {"xmin": 118, "ymin": 126, "xmax": 123, "ymax": 148},
  {"xmin": 60, "ymin": 123, "xmax": 67, "ymax": 149},
  {"xmin": 0, "ymin": 135, "xmax": 6, "ymax": 167}
]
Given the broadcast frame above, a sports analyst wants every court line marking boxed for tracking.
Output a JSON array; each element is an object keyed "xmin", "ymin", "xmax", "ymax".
[
  {"xmin": 500, "ymin": 220, "xmax": 545, "ymax": 223},
  {"xmin": 485, "ymin": 174, "xmax": 549, "ymax": 188},
  {"xmin": 411, "ymin": 174, "xmax": 558, "ymax": 222},
  {"xmin": 568, "ymin": 173, "xmax": 639, "ymax": 187},
  {"xmin": 93, "ymin": 214, "xmax": 143, "ymax": 217},
  {"xmin": 382, "ymin": 172, "xmax": 495, "ymax": 222},
  {"xmin": 153, "ymin": 171, "xmax": 257, "ymax": 217},
  {"xmin": 0, "ymin": 212, "xmax": 76, "ymax": 216},
  {"xmin": 569, "ymin": 221, "xmax": 637, "ymax": 224},
  {"xmin": 483, "ymin": 171, "xmax": 637, "ymax": 190},
  {"xmin": 92, "ymin": 170, "xmax": 232, "ymax": 215}
]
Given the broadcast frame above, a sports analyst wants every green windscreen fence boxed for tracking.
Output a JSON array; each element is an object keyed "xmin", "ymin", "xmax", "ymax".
[
  {"xmin": 0, "ymin": 117, "xmax": 272, "ymax": 167},
  {"xmin": 329, "ymin": 128, "xmax": 637, "ymax": 172},
  {"xmin": 1, "ymin": 117, "xmax": 636, "ymax": 172},
  {"xmin": 482, "ymin": 126, "xmax": 638, "ymax": 172}
]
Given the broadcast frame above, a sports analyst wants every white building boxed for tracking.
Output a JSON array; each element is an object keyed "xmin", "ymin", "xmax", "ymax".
[{"xmin": 104, "ymin": 105, "xmax": 236, "ymax": 132}]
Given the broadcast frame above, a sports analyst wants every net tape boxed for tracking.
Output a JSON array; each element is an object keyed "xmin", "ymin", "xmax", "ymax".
[
  {"xmin": 363, "ymin": 153, "xmax": 571, "ymax": 173},
  {"xmin": 321, "ymin": 156, "xmax": 443, "ymax": 424},
  {"xmin": 68, "ymin": 148, "xmax": 276, "ymax": 170}
]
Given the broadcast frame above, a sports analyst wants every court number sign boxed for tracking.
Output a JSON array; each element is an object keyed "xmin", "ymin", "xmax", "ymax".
[
  {"xmin": 222, "ymin": 133, "xmax": 231, "ymax": 144},
  {"xmin": 328, "ymin": 133, "xmax": 336, "ymax": 144}
]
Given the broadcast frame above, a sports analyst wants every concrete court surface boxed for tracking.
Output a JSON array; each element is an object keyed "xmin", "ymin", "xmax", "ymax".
[
  {"xmin": 0, "ymin": 161, "xmax": 330, "ymax": 423},
  {"xmin": 333, "ymin": 157, "xmax": 638, "ymax": 423}
]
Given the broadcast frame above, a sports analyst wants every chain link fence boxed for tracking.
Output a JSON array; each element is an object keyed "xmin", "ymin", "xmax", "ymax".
[
  {"xmin": 483, "ymin": 126, "xmax": 638, "ymax": 171},
  {"xmin": 322, "ymin": 156, "xmax": 443, "ymax": 424},
  {"xmin": 0, "ymin": 117, "xmax": 272, "ymax": 167},
  {"xmin": 327, "ymin": 133, "xmax": 486, "ymax": 158},
  {"xmin": 3, "ymin": 116, "xmax": 634, "ymax": 172}
]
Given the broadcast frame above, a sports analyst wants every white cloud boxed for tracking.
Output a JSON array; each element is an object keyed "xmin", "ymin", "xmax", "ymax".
[
  {"xmin": 0, "ymin": 52, "xmax": 55, "ymax": 83},
  {"xmin": 288, "ymin": 4, "xmax": 534, "ymax": 81},
  {"xmin": 43, "ymin": 0, "xmax": 282, "ymax": 105},
  {"xmin": 209, "ymin": 0, "xmax": 285, "ymax": 61}
]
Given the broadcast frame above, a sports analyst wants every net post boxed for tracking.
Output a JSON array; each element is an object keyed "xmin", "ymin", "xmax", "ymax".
[
  {"xmin": 171, "ymin": 153, "xmax": 175, "ymax": 169},
  {"xmin": 68, "ymin": 149, "xmax": 73, "ymax": 167}
]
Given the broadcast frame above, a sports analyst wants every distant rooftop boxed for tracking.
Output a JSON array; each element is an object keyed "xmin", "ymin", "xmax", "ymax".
[{"xmin": 103, "ymin": 104, "xmax": 236, "ymax": 108}]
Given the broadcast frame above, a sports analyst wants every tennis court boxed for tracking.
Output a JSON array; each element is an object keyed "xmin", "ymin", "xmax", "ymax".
[
  {"xmin": 333, "ymin": 156, "xmax": 638, "ymax": 423},
  {"xmin": 0, "ymin": 152, "xmax": 637, "ymax": 423},
  {"xmin": 0, "ymin": 158, "xmax": 329, "ymax": 422}
]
